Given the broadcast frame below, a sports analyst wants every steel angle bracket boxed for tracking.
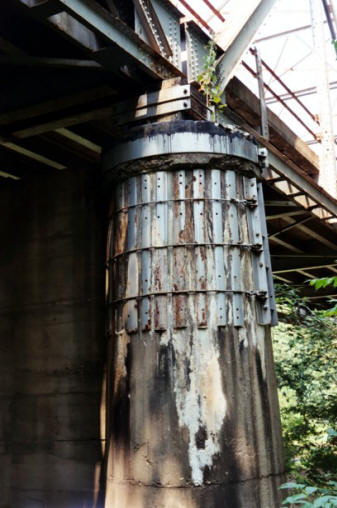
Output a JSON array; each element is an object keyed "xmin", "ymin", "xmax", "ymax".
[
  {"xmin": 107, "ymin": 83, "xmax": 208, "ymax": 127},
  {"xmin": 244, "ymin": 168, "xmax": 278, "ymax": 326},
  {"xmin": 253, "ymin": 147, "xmax": 277, "ymax": 325},
  {"xmin": 258, "ymin": 147, "xmax": 269, "ymax": 178},
  {"xmin": 257, "ymin": 180, "xmax": 278, "ymax": 326}
]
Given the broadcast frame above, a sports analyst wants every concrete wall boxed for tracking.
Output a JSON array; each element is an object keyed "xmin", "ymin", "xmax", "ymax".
[{"xmin": 0, "ymin": 168, "xmax": 106, "ymax": 508}]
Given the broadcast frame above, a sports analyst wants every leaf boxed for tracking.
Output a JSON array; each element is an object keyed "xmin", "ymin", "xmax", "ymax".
[
  {"xmin": 313, "ymin": 496, "xmax": 337, "ymax": 507},
  {"xmin": 324, "ymin": 304, "xmax": 337, "ymax": 317},
  {"xmin": 283, "ymin": 494, "xmax": 307, "ymax": 503},
  {"xmin": 281, "ymin": 483, "xmax": 306, "ymax": 490},
  {"xmin": 305, "ymin": 487, "xmax": 319, "ymax": 495},
  {"xmin": 310, "ymin": 276, "xmax": 337, "ymax": 289},
  {"xmin": 315, "ymin": 279, "xmax": 327, "ymax": 289}
]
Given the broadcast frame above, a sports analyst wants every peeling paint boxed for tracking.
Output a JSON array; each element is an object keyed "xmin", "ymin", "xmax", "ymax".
[
  {"xmin": 168, "ymin": 295, "xmax": 227, "ymax": 485},
  {"xmin": 113, "ymin": 329, "xmax": 130, "ymax": 396}
]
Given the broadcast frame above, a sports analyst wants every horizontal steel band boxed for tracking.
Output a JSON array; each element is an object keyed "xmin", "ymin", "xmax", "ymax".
[
  {"xmin": 110, "ymin": 243, "xmax": 262, "ymax": 260},
  {"xmin": 112, "ymin": 289, "xmax": 267, "ymax": 303},
  {"xmin": 115, "ymin": 197, "xmax": 255, "ymax": 213},
  {"xmin": 113, "ymin": 245, "xmax": 256, "ymax": 297},
  {"xmin": 112, "ymin": 292, "xmax": 258, "ymax": 331}
]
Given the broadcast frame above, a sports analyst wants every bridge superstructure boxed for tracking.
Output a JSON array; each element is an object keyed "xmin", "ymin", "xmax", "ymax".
[{"xmin": 1, "ymin": 0, "xmax": 337, "ymax": 294}]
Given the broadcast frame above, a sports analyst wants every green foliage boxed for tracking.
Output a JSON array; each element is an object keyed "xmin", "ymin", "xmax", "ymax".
[
  {"xmin": 309, "ymin": 277, "xmax": 337, "ymax": 291},
  {"xmin": 273, "ymin": 285, "xmax": 337, "ymax": 480},
  {"xmin": 280, "ymin": 480, "xmax": 337, "ymax": 507},
  {"xmin": 196, "ymin": 40, "xmax": 226, "ymax": 119},
  {"xmin": 308, "ymin": 277, "xmax": 337, "ymax": 317}
]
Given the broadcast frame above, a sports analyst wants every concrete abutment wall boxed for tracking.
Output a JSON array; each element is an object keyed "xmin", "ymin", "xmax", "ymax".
[{"xmin": 0, "ymin": 168, "xmax": 106, "ymax": 508}]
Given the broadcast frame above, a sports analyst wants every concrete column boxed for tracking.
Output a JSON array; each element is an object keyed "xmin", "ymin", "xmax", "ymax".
[{"xmin": 103, "ymin": 121, "xmax": 284, "ymax": 508}]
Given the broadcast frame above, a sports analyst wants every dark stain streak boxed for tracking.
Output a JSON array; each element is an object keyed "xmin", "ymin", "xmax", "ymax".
[
  {"xmin": 195, "ymin": 425, "xmax": 208, "ymax": 450},
  {"xmin": 184, "ymin": 357, "xmax": 191, "ymax": 391}
]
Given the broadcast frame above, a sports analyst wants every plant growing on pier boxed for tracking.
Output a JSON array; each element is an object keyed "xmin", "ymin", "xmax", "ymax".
[{"xmin": 197, "ymin": 40, "xmax": 226, "ymax": 119}]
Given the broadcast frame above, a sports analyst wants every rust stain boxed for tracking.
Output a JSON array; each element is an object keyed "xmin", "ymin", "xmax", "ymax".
[
  {"xmin": 153, "ymin": 263, "xmax": 162, "ymax": 291},
  {"xmin": 173, "ymin": 294, "xmax": 187, "ymax": 328},
  {"xmin": 115, "ymin": 211, "xmax": 128, "ymax": 255}
]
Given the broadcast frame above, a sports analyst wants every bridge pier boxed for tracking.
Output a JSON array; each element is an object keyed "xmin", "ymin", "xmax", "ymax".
[{"xmin": 103, "ymin": 121, "xmax": 284, "ymax": 507}]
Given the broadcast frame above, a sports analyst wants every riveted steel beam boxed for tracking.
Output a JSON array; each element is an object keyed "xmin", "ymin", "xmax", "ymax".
[
  {"xmin": 133, "ymin": 0, "xmax": 173, "ymax": 59},
  {"xmin": 16, "ymin": 0, "xmax": 183, "ymax": 79},
  {"xmin": 57, "ymin": 0, "xmax": 182, "ymax": 78}
]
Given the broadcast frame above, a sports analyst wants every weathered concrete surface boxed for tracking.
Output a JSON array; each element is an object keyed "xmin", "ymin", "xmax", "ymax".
[
  {"xmin": 105, "ymin": 152, "xmax": 285, "ymax": 506},
  {"xmin": 106, "ymin": 326, "xmax": 284, "ymax": 507},
  {"xmin": 0, "ymin": 168, "xmax": 106, "ymax": 508}
]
